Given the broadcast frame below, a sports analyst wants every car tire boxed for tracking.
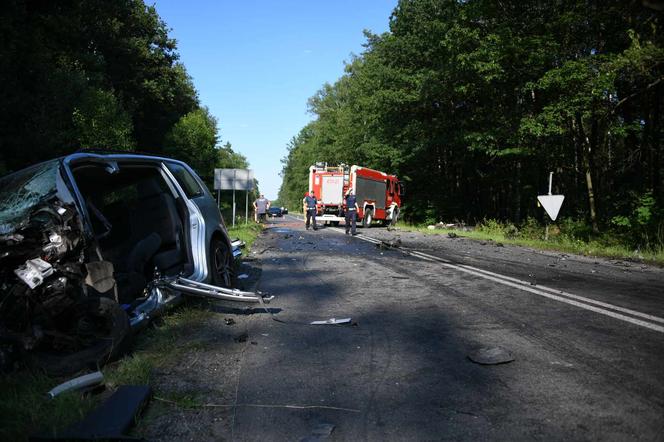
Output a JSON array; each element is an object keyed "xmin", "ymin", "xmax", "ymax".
[
  {"xmin": 331, "ymin": 221, "xmax": 340, "ymax": 227},
  {"xmin": 210, "ymin": 237, "xmax": 233, "ymax": 288},
  {"xmin": 362, "ymin": 209, "xmax": 373, "ymax": 228},
  {"xmin": 27, "ymin": 297, "xmax": 130, "ymax": 376}
]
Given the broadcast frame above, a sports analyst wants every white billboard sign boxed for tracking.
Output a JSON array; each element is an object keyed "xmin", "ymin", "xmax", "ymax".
[{"xmin": 214, "ymin": 169, "xmax": 254, "ymax": 191}]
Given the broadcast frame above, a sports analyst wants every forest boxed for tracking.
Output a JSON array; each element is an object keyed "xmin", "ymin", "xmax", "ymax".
[
  {"xmin": 278, "ymin": 0, "xmax": 663, "ymax": 252},
  {"xmin": 0, "ymin": 0, "xmax": 249, "ymax": 188}
]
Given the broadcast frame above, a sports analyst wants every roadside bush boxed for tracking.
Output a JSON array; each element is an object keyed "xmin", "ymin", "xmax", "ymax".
[
  {"xmin": 477, "ymin": 219, "xmax": 519, "ymax": 238},
  {"xmin": 557, "ymin": 218, "xmax": 594, "ymax": 243},
  {"xmin": 519, "ymin": 217, "xmax": 542, "ymax": 240},
  {"xmin": 611, "ymin": 191, "xmax": 663, "ymax": 252}
]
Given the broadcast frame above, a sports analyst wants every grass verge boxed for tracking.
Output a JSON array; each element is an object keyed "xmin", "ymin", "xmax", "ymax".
[
  {"xmin": 399, "ymin": 221, "xmax": 664, "ymax": 266},
  {"xmin": 228, "ymin": 222, "xmax": 263, "ymax": 253}
]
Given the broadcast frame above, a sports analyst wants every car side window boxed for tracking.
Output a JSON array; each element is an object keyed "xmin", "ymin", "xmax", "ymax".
[{"xmin": 166, "ymin": 163, "xmax": 204, "ymax": 198}]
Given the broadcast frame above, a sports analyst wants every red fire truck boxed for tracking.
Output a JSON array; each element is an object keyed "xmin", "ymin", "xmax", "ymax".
[{"xmin": 308, "ymin": 163, "xmax": 404, "ymax": 227}]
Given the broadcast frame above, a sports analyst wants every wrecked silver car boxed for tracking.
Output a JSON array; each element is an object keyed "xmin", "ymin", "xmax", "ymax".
[{"xmin": 0, "ymin": 153, "xmax": 267, "ymax": 375}]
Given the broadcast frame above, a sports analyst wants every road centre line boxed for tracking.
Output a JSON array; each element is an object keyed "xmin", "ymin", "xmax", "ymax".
[{"xmin": 286, "ymin": 218, "xmax": 664, "ymax": 334}]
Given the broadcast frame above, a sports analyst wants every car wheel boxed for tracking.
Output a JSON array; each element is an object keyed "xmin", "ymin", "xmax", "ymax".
[
  {"xmin": 210, "ymin": 237, "xmax": 233, "ymax": 288},
  {"xmin": 362, "ymin": 209, "xmax": 373, "ymax": 228},
  {"xmin": 28, "ymin": 297, "xmax": 130, "ymax": 376},
  {"xmin": 331, "ymin": 221, "xmax": 340, "ymax": 227}
]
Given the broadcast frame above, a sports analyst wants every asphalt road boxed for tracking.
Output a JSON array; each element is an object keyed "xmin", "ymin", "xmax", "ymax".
[{"xmin": 225, "ymin": 216, "xmax": 664, "ymax": 441}]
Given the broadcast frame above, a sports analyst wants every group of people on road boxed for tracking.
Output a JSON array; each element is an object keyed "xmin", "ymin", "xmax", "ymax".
[
  {"xmin": 254, "ymin": 189, "xmax": 358, "ymax": 233},
  {"xmin": 302, "ymin": 189, "xmax": 359, "ymax": 235}
]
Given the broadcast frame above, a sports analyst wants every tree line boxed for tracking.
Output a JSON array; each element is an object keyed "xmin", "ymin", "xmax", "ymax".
[
  {"xmin": 278, "ymin": 0, "xmax": 663, "ymax": 250},
  {"xmin": 0, "ymin": 0, "xmax": 249, "ymax": 189}
]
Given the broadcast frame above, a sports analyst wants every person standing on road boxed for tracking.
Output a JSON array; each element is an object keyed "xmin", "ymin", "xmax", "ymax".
[
  {"xmin": 253, "ymin": 194, "xmax": 270, "ymax": 223},
  {"xmin": 303, "ymin": 190, "xmax": 318, "ymax": 230},
  {"xmin": 344, "ymin": 188, "xmax": 359, "ymax": 235}
]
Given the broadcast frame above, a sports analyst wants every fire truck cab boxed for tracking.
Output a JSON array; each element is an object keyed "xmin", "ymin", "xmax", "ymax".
[{"xmin": 308, "ymin": 163, "xmax": 403, "ymax": 227}]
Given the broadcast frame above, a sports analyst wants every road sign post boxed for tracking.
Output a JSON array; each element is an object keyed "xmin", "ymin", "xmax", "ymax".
[
  {"xmin": 537, "ymin": 172, "xmax": 565, "ymax": 240},
  {"xmin": 214, "ymin": 169, "xmax": 254, "ymax": 228}
]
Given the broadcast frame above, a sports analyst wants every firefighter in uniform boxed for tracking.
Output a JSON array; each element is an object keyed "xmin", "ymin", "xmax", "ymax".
[
  {"xmin": 303, "ymin": 190, "xmax": 318, "ymax": 230},
  {"xmin": 344, "ymin": 189, "xmax": 359, "ymax": 235}
]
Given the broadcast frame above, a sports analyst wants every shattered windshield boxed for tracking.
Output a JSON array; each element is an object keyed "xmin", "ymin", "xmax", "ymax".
[{"xmin": 0, "ymin": 160, "xmax": 60, "ymax": 234}]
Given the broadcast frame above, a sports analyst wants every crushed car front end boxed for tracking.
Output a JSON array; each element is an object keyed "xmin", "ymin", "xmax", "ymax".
[{"xmin": 0, "ymin": 153, "xmax": 267, "ymax": 374}]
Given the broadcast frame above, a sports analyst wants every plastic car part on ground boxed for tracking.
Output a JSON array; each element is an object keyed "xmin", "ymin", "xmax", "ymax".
[
  {"xmin": 467, "ymin": 347, "xmax": 515, "ymax": 365},
  {"xmin": 310, "ymin": 317, "xmax": 352, "ymax": 325},
  {"xmin": 47, "ymin": 371, "xmax": 104, "ymax": 399},
  {"xmin": 32, "ymin": 385, "xmax": 151, "ymax": 441}
]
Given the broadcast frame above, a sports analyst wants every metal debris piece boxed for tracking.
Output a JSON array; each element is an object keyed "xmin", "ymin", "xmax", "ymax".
[
  {"xmin": 14, "ymin": 258, "xmax": 54, "ymax": 289},
  {"xmin": 156, "ymin": 276, "xmax": 273, "ymax": 304},
  {"xmin": 231, "ymin": 239, "xmax": 246, "ymax": 248},
  {"xmin": 224, "ymin": 318, "xmax": 236, "ymax": 326},
  {"xmin": 311, "ymin": 318, "xmax": 352, "ymax": 325},
  {"xmin": 467, "ymin": 347, "xmax": 514, "ymax": 365},
  {"xmin": 47, "ymin": 371, "xmax": 104, "ymax": 399}
]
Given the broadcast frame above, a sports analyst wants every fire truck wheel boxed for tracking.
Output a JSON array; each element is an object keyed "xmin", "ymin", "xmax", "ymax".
[{"xmin": 362, "ymin": 209, "xmax": 373, "ymax": 228}]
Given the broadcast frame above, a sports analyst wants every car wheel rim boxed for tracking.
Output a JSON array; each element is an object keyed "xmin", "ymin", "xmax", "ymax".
[{"xmin": 214, "ymin": 245, "xmax": 232, "ymax": 287}]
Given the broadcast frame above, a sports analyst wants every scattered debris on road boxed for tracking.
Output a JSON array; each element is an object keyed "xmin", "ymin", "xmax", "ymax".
[
  {"xmin": 234, "ymin": 331, "xmax": 249, "ymax": 342},
  {"xmin": 224, "ymin": 318, "xmax": 236, "ymax": 326},
  {"xmin": 467, "ymin": 347, "xmax": 515, "ymax": 365},
  {"xmin": 377, "ymin": 238, "xmax": 401, "ymax": 249}
]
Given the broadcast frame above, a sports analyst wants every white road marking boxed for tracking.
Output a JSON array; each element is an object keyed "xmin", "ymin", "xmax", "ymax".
[{"xmin": 282, "ymin": 217, "xmax": 664, "ymax": 334}]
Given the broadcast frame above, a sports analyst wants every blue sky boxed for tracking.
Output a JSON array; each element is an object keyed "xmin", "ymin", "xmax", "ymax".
[{"xmin": 152, "ymin": 0, "xmax": 397, "ymax": 200}]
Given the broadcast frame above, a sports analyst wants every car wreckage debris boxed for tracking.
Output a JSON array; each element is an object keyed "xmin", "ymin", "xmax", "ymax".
[
  {"xmin": 32, "ymin": 385, "xmax": 151, "ymax": 441},
  {"xmin": 14, "ymin": 258, "xmax": 54, "ymax": 289},
  {"xmin": 1, "ymin": 154, "xmax": 269, "ymax": 376},
  {"xmin": 156, "ymin": 276, "xmax": 273, "ymax": 303},
  {"xmin": 47, "ymin": 371, "xmax": 104, "ymax": 399},
  {"xmin": 467, "ymin": 346, "xmax": 515, "ymax": 365},
  {"xmin": 310, "ymin": 318, "xmax": 352, "ymax": 325}
]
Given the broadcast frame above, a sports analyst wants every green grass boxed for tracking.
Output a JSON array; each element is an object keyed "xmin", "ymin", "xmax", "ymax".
[
  {"xmin": 399, "ymin": 220, "xmax": 664, "ymax": 266},
  {"xmin": 228, "ymin": 222, "xmax": 263, "ymax": 252},
  {"xmin": 0, "ymin": 370, "xmax": 98, "ymax": 440}
]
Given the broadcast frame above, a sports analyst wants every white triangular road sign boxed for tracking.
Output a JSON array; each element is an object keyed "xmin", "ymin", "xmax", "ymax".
[{"xmin": 537, "ymin": 195, "xmax": 565, "ymax": 221}]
